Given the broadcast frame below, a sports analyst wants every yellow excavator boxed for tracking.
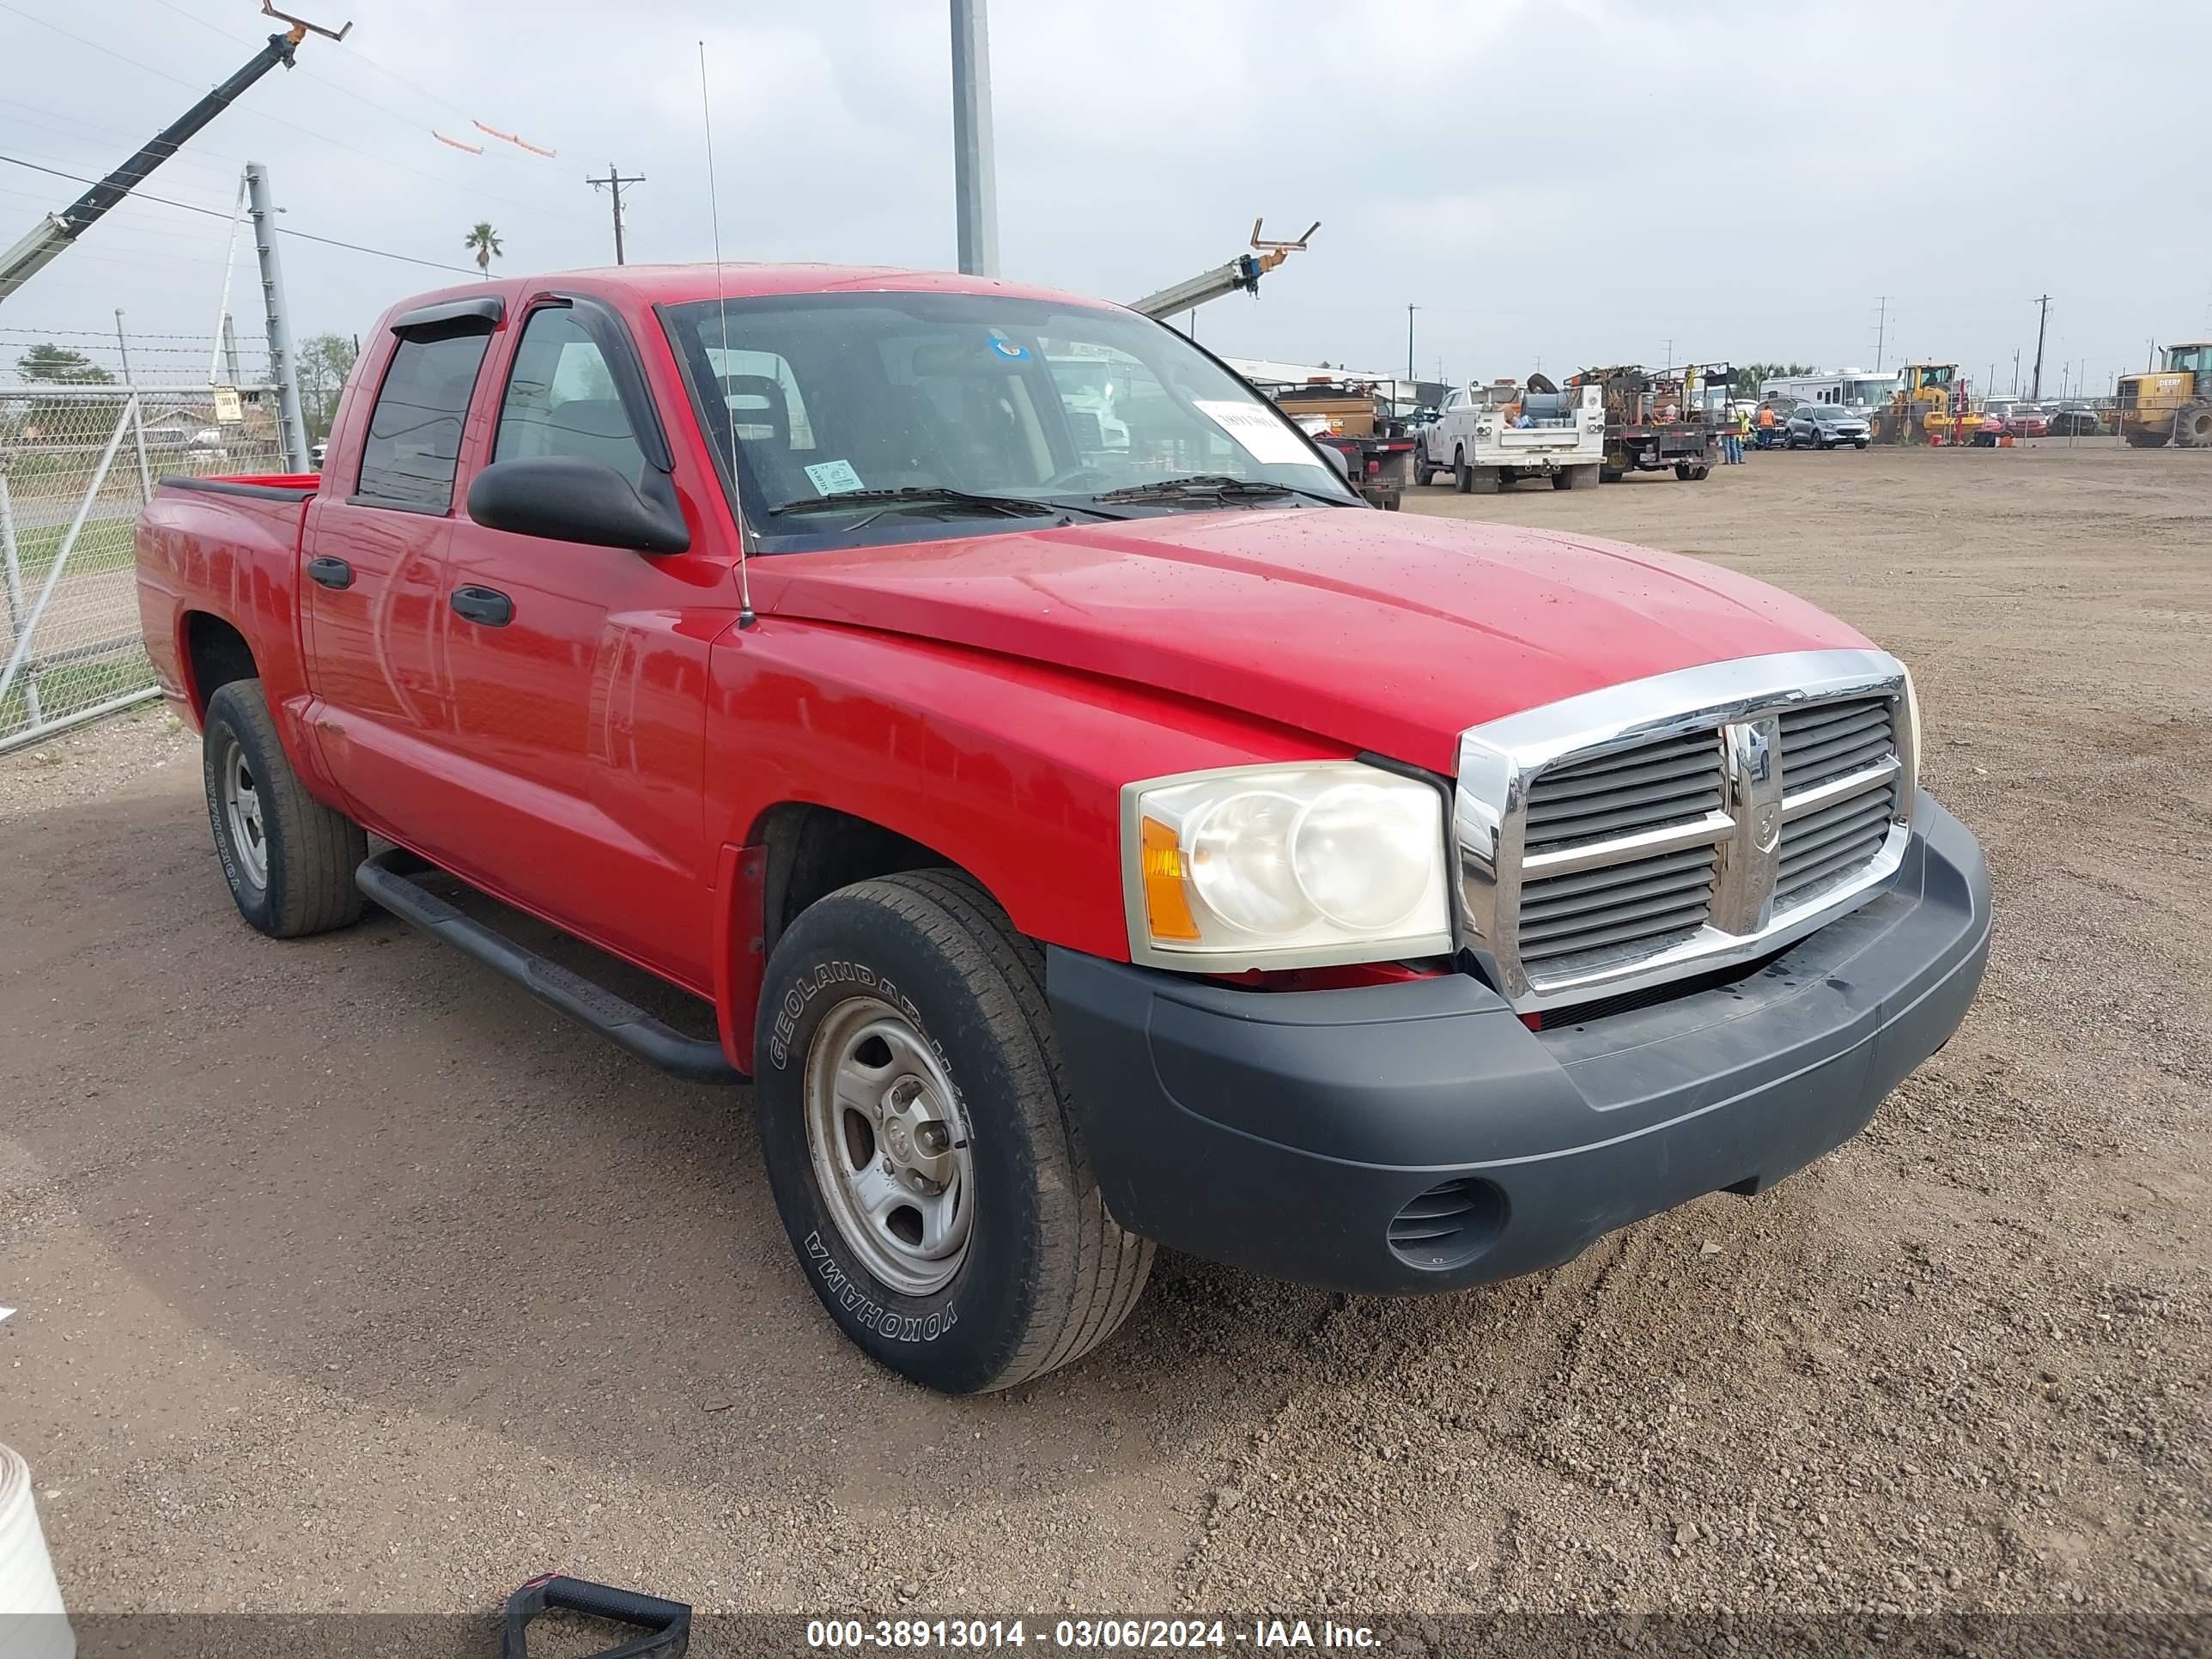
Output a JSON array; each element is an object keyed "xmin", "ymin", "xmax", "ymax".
[{"xmin": 2117, "ymin": 343, "xmax": 2212, "ymax": 448}]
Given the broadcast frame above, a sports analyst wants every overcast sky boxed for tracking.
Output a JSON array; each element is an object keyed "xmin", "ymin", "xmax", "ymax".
[{"xmin": 3, "ymin": 0, "xmax": 2207, "ymax": 397}]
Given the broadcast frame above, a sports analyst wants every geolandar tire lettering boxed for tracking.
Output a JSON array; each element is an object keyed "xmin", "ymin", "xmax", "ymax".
[{"xmin": 753, "ymin": 869, "xmax": 1152, "ymax": 1394}]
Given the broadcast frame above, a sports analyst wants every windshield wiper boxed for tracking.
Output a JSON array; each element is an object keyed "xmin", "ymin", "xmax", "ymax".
[
  {"xmin": 769, "ymin": 486, "xmax": 1059, "ymax": 520},
  {"xmin": 767, "ymin": 485, "xmax": 1128, "ymax": 531},
  {"xmin": 1092, "ymin": 474, "xmax": 1352, "ymax": 508}
]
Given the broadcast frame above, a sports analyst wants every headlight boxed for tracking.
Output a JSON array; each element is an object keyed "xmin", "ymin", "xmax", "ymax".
[
  {"xmin": 1124, "ymin": 763, "xmax": 1453, "ymax": 969},
  {"xmin": 1902, "ymin": 666, "xmax": 1923, "ymax": 783}
]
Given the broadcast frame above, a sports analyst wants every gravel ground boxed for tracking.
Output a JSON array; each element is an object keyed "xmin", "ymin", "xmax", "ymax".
[{"xmin": 1, "ymin": 442, "xmax": 2206, "ymax": 1622}]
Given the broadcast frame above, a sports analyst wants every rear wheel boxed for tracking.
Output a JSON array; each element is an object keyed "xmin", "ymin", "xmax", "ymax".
[
  {"xmin": 2174, "ymin": 400, "xmax": 2212, "ymax": 448},
  {"xmin": 1452, "ymin": 447, "xmax": 1470, "ymax": 493},
  {"xmin": 755, "ymin": 870, "xmax": 1152, "ymax": 1394},
  {"xmin": 201, "ymin": 679, "xmax": 367, "ymax": 939}
]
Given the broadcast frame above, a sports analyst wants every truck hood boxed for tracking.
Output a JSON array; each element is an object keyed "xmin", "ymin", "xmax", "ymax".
[{"xmin": 754, "ymin": 508, "xmax": 1870, "ymax": 774}]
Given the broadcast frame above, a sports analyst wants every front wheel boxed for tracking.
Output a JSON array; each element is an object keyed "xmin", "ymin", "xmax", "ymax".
[
  {"xmin": 201, "ymin": 679, "xmax": 367, "ymax": 938},
  {"xmin": 755, "ymin": 870, "xmax": 1153, "ymax": 1394}
]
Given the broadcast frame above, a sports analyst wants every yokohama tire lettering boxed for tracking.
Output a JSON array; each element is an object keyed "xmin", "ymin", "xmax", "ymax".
[{"xmin": 804, "ymin": 1231, "xmax": 957, "ymax": 1342}]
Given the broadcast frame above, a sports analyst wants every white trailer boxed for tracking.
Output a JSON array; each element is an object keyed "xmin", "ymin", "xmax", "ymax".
[
  {"xmin": 1419, "ymin": 380, "xmax": 1606, "ymax": 494},
  {"xmin": 1759, "ymin": 368, "xmax": 1899, "ymax": 411}
]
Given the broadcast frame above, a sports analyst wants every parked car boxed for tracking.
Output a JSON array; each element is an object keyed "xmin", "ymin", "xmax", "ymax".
[
  {"xmin": 136, "ymin": 264, "xmax": 1991, "ymax": 1395},
  {"xmin": 1985, "ymin": 402, "xmax": 2050, "ymax": 439},
  {"xmin": 1785, "ymin": 404, "xmax": 1872, "ymax": 449},
  {"xmin": 2046, "ymin": 403, "xmax": 2102, "ymax": 436}
]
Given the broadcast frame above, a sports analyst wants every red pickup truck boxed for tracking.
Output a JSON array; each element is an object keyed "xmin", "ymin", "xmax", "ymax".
[{"xmin": 136, "ymin": 265, "xmax": 1991, "ymax": 1394}]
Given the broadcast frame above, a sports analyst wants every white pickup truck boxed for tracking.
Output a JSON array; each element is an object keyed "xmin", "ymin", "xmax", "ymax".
[{"xmin": 1418, "ymin": 380, "xmax": 1606, "ymax": 494}]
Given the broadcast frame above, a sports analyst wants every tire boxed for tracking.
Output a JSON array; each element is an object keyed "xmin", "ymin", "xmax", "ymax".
[
  {"xmin": 753, "ymin": 869, "xmax": 1153, "ymax": 1395},
  {"xmin": 1854, "ymin": 440, "xmax": 1869, "ymax": 450},
  {"xmin": 1453, "ymin": 447, "xmax": 1470, "ymax": 493},
  {"xmin": 1598, "ymin": 466, "xmax": 1623, "ymax": 483},
  {"xmin": 1550, "ymin": 469, "xmax": 1574, "ymax": 490},
  {"xmin": 1675, "ymin": 463, "xmax": 1710, "ymax": 482},
  {"xmin": 200, "ymin": 679, "xmax": 368, "ymax": 939},
  {"xmin": 2174, "ymin": 400, "xmax": 2212, "ymax": 448},
  {"xmin": 1674, "ymin": 461, "xmax": 1694, "ymax": 481}
]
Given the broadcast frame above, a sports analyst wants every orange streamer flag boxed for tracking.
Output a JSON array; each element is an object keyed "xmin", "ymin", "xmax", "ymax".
[
  {"xmin": 433, "ymin": 131, "xmax": 484, "ymax": 153},
  {"xmin": 473, "ymin": 120, "xmax": 557, "ymax": 159}
]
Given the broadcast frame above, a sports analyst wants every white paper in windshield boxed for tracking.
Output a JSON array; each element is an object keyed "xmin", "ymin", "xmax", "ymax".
[
  {"xmin": 803, "ymin": 459, "xmax": 864, "ymax": 495},
  {"xmin": 1193, "ymin": 399, "xmax": 1327, "ymax": 469}
]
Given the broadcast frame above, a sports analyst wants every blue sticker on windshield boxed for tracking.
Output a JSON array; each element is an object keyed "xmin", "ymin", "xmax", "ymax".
[{"xmin": 988, "ymin": 331, "xmax": 1030, "ymax": 361}]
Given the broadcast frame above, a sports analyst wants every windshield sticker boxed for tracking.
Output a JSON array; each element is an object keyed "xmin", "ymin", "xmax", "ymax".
[
  {"xmin": 1193, "ymin": 398, "xmax": 1326, "ymax": 469},
  {"xmin": 987, "ymin": 331, "xmax": 1030, "ymax": 361},
  {"xmin": 803, "ymin": 459, "xmax": 865, "ymax": 495}
]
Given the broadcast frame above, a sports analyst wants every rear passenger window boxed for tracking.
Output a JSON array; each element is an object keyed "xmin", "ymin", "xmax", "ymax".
[
  {"xmin": 493, "ymin": 309, "xmax": 648, "ymax": 487},
  {"xmin": 354, "ymin": 327, "xmax": 492, "ymax": 511}
]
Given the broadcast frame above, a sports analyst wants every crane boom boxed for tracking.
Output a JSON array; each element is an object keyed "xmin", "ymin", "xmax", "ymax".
[
  {"xmin": 1127, "ymin": 219, "xmax": 1319, "ymax": 321},
  {"xmin": 0, "ymin": 9, "xmax": 347, "ymax": 307}
]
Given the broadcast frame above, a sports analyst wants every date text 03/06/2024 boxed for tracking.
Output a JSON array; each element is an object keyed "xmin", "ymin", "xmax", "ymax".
[{"xmin": 805, "ymin": 1618, "xmax": 1382, "ymax": 1650}]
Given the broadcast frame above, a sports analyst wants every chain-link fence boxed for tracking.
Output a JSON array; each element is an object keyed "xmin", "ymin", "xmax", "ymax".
[{"xmin": 1, "ymin": 373, "xmax": 288, "ymax": 751}]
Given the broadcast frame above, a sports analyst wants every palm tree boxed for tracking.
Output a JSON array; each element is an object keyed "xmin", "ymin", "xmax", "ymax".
[{"xmin": 463, "ymin": 222, "xmax": 503, "ymax": 278}]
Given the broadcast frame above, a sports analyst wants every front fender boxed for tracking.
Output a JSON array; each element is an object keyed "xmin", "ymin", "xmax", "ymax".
[{"xmin": 704, "ymin": 617, "xmax": 1352, "ymax": 960}]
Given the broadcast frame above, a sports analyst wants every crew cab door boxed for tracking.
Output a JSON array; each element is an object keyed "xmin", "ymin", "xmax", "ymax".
[
  {"xmin": 434, "ymin": 295, "xmax": 727, "ymax": 988},
  {"xmin": 301, "ymin": 297, "xmax": 501, "ymax": 833}
]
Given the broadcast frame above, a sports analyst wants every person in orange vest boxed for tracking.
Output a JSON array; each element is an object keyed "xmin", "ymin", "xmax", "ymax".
[{"xmin": 1755, "ymin": 402, "xmax": 1778, "ymax": 450}]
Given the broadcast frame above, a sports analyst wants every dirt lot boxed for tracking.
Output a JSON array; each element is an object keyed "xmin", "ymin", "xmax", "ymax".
[{"xmin": 3, "ymin": 442, "xmax": 2207, "ymax": 1621}]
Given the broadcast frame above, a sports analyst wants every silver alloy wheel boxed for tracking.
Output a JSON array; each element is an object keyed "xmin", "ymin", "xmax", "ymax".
[
  {"xmin": 803, "ymin": 996, "xmax": 975, "ymax": 1297},
  {"xmin": 219, "ymin": 737, "xmax": 269, "ymax": 890}
]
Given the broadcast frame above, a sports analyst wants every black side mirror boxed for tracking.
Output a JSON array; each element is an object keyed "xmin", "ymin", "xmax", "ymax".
[
  {"xmin": 467, "ymin": 456, "xmax": 690, "ymax": 555},
  {"xmin": 1317, "ymin": 443, "xmax": 1352, "ymax": 481}
]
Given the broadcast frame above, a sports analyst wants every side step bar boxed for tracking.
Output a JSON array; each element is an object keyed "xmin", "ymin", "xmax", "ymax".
[{"xmin": 356, "ymin": 848, "xmax": 744, "ymax": 1085}]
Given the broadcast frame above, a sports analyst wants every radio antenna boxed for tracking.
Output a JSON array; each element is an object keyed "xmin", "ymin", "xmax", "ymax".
[{"xmin": 699, "ymin": 39, "xmax": 753, "ymax": 629}]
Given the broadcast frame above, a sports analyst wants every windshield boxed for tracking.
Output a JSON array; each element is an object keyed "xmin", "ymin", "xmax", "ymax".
[
  {"xmin": 660, "ymin": 292, "xmax": 1357, "ymax": 543},
  {"xmin": 2170, "ymin": 345, "xmax": 2212, "ymax": 377},
  {"xmin": 1920, "ymin": 366, "xmax": 1955, "ymax": 389},
  {"xmin": 1845, "ymin": 379, "xmax": 1896, "ymax": 405}
]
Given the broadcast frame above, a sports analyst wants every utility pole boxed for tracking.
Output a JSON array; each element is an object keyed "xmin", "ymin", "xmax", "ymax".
[
  {"xmin": 246, "ymin": 162, "xmax": 307, "ymax": 474},
  {"xmin": 2029, "ymin": 294, "xmax": 2051, "ymax": 402},
  {"xmin": 1874, "ymin": 295, "xmax": 1887, "ymax": 371},
  {"xmin": 1406, "ymin": 304, "xmax": 1417, "ymax": 383},
  {"xmin": 949, "ymin": 0, "xmax": 999, "ymax": 276},
  {"xmin": 585, "ymin": 163, "xmax": 645, "ymax": 264},
  {"xmin": 2012, "ymin": 349, "xmax": 2021, "ymax": 395}
]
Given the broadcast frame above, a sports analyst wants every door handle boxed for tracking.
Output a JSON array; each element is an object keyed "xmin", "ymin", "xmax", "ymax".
[
  {"xmin": 306, "ymin": 556, "xmax": 354, "ymax": 590},
  {"xmin": 450, "ymin": 585, "xmax": 514, "ymax": 627}
]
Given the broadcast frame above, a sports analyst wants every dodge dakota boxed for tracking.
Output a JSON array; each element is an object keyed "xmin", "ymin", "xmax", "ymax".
[{"xmin": 136, "ymin": 265, "xmax": 1991, "ymax": 1394}]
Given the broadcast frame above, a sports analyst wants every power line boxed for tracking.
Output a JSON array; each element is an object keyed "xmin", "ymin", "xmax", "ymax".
[
  {"xmin": 3, "ymin": 0, "xmax": 599, "ymax": 231},
  {"xmin": 0, "ymin": 152, "xmax": 477, "ymax": 275}
]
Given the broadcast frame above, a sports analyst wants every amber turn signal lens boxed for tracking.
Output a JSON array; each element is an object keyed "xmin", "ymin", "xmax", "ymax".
[{"xmin": 1139, "ymin": 816, "xmax": 1200, "ymax": 942}]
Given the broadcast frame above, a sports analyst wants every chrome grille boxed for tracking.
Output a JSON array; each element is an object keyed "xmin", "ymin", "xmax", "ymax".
[
  {"xmin": 1454, "ymin": 650, "xmax": 1917, "ymax": 1014},
  {"xmin": 1778, "ymin": 696, "xmax": 1895, "ymax": 793},
  {"xmin": 1773, "ymin": 695, "xmax": 1905, "ymax": 911},
  {"xmin": 1778, "ymin": 776, "xmax": 1899, "ymax": 906},
  {"xmin": 1521, "ymin": 731, "xmax": 1725, "ymax": 855},
  {"xmin": 1518, "ymin": 843, "xmax": 1717, "ymax": 974}
]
